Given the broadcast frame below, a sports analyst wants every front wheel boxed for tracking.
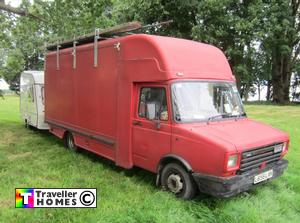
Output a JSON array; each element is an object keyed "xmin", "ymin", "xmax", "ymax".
[
  {"xmin": 161, "ymin": 163, "xmax": 197, "ymax": 200},
  {"xmin": 65, "ymin": 132, "xmax": 78, "ymax": 152}
]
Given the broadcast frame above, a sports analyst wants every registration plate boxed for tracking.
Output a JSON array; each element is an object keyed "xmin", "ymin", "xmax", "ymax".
[{"xmin": 254, "ymin": 169, "xmax": 273, "ymax": 184}]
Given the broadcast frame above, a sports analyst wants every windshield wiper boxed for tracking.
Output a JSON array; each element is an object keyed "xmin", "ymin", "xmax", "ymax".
[
  {"xmin": 234, "ymin": 112, "xmax": 247, "ymax": 119},
  {"xmin": 207, "ymin": 114, "xmax": 231, "ymax": 123},
  {"xmin": 207, "ymin": 112, "xmax": 246, "ymax": 123}
]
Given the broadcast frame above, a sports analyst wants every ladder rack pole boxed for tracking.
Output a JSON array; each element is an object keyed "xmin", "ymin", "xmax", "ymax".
[
  {"xmin": 94, "ymin": 28, "xmax": 100, "ymax": 67},
  {"xmin": 56, "ymin": 44, "xmax": 61, "ymax": 70},
  {"xmin": 73, "ymin": 38, "xmax": 77, "ymax": 69}
]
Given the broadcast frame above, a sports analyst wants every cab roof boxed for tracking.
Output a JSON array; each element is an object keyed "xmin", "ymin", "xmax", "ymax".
[{"xmin": 120, "ymin": 34, "xmax": 235, "ymax": 81}]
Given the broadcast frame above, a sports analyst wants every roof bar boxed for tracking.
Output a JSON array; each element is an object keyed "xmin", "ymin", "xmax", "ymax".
[
  {"xmin": 72, "ymin": 39, "xmax": 77, "ymax": 69},
  {"xmin": 46, "ymin": 22, "xmax": 142, "ymax": 51},
  {"xmin": 94, "ymin": 29, "xmax": 100, "ymax": 67},
  {"xmin": 56, "ymin": 44, "xmax": 61, "ymax": 70}
]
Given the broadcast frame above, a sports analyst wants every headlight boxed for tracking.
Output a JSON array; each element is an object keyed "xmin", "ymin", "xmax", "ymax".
[
  {"xmin": 281, "ymin": 142, "xmax": 289, "ymax": 157},
  {"xmin": 274, "ymin": 143, "xmax": 284, "ymax": 153},
  {"xmin": 227, "ymin": 154, "xmax": 238, "ymax": 168}
]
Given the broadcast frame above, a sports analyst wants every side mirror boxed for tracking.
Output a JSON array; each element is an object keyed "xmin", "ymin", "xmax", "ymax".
[{"xmin": 146, "ymin": 103, "xmax": 156, "ymax": 120}]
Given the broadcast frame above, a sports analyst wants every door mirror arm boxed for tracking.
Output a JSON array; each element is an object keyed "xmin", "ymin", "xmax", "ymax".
[{"xmin": 154, "ymin": 119, "xmax": 161, "ymax": 130}]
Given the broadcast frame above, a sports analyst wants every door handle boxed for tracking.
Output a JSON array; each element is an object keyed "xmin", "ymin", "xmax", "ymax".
[{"xmin": 133, "ymin": 120, "xmax": 142, "ymax": 126}]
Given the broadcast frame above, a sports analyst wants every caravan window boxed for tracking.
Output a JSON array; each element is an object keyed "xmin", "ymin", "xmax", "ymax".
[{"xmin": 28, "ymin": 86, "xmax": 34, "ymax": 102}]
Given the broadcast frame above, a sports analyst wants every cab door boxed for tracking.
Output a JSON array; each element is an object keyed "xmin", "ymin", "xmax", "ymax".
[{"xmin": 132, "ymin": 84, "xmax": 172, "ymax": 172}]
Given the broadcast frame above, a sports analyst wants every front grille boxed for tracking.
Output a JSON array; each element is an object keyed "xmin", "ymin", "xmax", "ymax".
[{"xmin": 238, "ymin": 143, "xmax": 283, "ymax": 174}]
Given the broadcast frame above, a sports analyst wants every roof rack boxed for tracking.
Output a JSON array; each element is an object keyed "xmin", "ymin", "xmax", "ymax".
[
  {"xmin": 46, "ymin": 21, "xmax": 142, "ymax": 51},
  {"xmin": 45, "ymin": 20, "xmax": 173, "ymax": 51},
  {"xmin": 45, "ymin": 20, "xmax": 173, "ymax": 68}
]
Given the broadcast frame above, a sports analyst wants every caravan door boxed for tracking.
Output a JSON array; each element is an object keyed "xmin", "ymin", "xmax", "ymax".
[{"xmin": 20, "ymin": 73, "xmax": 38, "ymax": 127}]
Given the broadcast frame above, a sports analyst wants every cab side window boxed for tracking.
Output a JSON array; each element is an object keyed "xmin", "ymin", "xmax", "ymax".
[{"xmin": 138, "ymin": 87, "xmax": 168, "ymax": 121}]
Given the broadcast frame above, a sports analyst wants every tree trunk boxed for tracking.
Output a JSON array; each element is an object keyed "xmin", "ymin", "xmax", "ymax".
[
  {"xmin": 266, "ymin": 80, "xmax": 272, "ymax": 101},
  {"xmin": 257, "ymin": 82, "xmax": 261, "ymax": 101},
  {"xmin": 272, "ymin": 65, "xmax": 285, "ymax": 103},
  {"xmin": 272, "ymin": 50, "xmax": 292, "ymax": 104},
  {"xmin": 270, "ymin": 0, "xmax": 299, "ymax": 104},
  {"xmin": 283, "ymin": 57, "xmax": 292, "ymax": 102},
  {"xmin": 243, "ymin": 84, "xmax": 250, "ymax": 102}
]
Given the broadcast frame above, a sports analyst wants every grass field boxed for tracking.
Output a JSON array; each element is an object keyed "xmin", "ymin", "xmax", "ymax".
[{"xmin": 0, "ymin": 96, "xmax": 299, "ymax": 223}]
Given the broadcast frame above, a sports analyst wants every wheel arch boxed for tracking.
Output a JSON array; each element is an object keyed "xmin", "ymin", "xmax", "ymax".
[{"xmin": 156, "ymin": 154, "xmax": 193, "ymax": 186}]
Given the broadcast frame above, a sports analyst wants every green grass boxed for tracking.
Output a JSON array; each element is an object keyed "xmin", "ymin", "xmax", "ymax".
[{"xmin": 0, "ymin": 96, "xmax": 299, "ymax": 223}]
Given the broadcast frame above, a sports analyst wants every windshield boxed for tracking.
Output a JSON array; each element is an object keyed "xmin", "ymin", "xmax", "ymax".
[{"xmin": 172, "ymin": 81, "xmax": 245, "ymax": 122}]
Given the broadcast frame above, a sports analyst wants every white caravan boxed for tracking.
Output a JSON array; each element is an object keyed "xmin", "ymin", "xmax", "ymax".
[
  {"xmin": 20, "ymin": 71, "xmax": 49, "ymax": 130},
  {"xmin": 0, "ymin": 78, "xmax": 10, "ymax": 91}
]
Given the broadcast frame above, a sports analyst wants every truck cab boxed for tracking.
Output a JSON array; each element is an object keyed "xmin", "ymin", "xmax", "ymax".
[{"xmin": 132, "ymin": 80, "xmax": 288, "ymax": 198}]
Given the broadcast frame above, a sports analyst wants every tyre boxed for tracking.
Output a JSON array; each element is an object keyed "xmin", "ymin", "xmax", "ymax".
[
  {"xmin": 65, "ymin": 132, "xmax": 78, "ymax": 152},
  {"xmin": 161, "ymin": 163, "xmax": 197, "ymax": 200}
]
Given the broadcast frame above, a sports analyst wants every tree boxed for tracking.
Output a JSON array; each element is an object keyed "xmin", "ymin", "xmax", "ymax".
[
  {"xmin": 0, "ymin": 0, "xmax": 44, "ymax": 21},
  {"xmin": 0, "ymin": 0, "xmax": 43, "ymax": 88},
  {"xmin": 0, "ymin": 9, "xmax": 13, "ymax": 49},
  {"xmin": 0, "ymin": 0, "xmax": 115, "ymax": 91},
  {"xmin": 1, "ymin": 49, "xmax": 24, "ymax": 84},
  {"xmin": 1, "ymin": 0, "xmax": 300, "ymax": 102},
  {"xmin": 113, "ymin": 0, "xmax": 198, "ymax": 38},
  {"xmin": 261, "ymin": 0, "xmax": 300, "ymax": 103},
  {"xmin": 291, "ymin": 62, "xmax": 300, "ymax": 101},
  {"xmin": 36, "ymin": 0, "xmax": 115, "ymax": 41},
  {"xmin": 192, "ymin": 0, "xmax": 264, "ymax": 100},
  {"xmin": 252, "ymin": 48, "xmax": 272, "ymax": 101}
]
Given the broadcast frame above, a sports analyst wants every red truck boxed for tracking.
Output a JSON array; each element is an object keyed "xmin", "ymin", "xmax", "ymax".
[{"xmin": 45, "ymin": 33, "xmax": 289, "ymax": 199}]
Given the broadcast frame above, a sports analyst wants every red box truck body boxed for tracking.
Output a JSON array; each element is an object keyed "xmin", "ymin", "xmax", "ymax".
[{"xmin": 45, "ymin": 34, "xmax": 289, "ymax": 199}]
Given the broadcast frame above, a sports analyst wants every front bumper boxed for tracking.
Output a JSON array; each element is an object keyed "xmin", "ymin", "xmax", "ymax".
[{"xmin": 192, "ymin": 159, "xmax": 288, "ymax": 198}]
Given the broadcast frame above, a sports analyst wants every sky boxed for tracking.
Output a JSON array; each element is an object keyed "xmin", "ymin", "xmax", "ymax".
[{"xmin": 5, "ymin": 0, "xmax": 30, "ymax": 7}]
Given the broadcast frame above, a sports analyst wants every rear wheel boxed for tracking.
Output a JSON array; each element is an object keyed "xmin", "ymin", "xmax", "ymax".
[
  {"xmin": 161, "ymin": 163, "xmax": 197, "ymax": 200},
  {"xmin": 65, "ymin": 132, "xmax": 78, "ymax": 152}
]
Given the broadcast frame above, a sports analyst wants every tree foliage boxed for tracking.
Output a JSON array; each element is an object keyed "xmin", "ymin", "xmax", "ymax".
[
  {"xmin": 0, "ymin": 0, "xmax": 114, "ymax": 87},
  {"xmin": 192, "ymin": 0, "xmax": 264, "ymax": 100},
  {"xmin": 0, "ymin": 0, "xmax": 300, "ymax": 102},
  {"xmin": 113, "ymin": 0, "xmax": 198, "ymax": 38},
  {"xmin": 260, "ymin": 0, "xmax": 300, "ymax": 103}
]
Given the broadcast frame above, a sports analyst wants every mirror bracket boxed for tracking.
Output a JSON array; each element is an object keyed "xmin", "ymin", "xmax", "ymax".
[{"xmin": 154, "ymin": 120, "xmax": 161, "ymax": 130}]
